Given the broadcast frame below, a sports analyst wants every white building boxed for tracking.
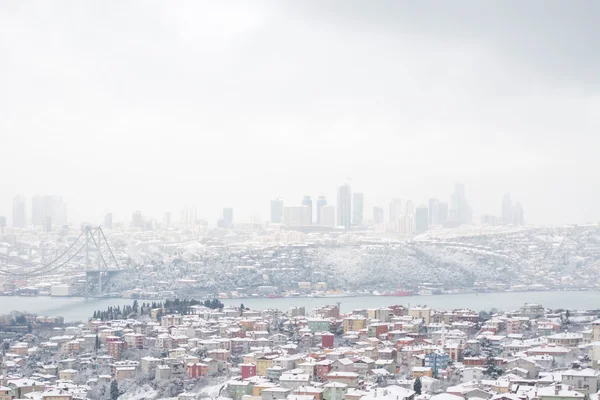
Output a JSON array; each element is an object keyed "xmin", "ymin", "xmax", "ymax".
[{"xmin": 283, "ymin": 206, "xmax": 311, "ymax": 226}]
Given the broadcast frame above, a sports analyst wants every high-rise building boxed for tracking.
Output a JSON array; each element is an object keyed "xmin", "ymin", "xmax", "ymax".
[
  {"xmin": 512, "ymin": 203, "xmax": 524, "ymax": 225},
  {"xmin": 450, "ymin": 183, "xmax": 472, "ymax": 225},
  {"xmin": 428, "ymin": 199, "xmax": 439, "ymax": 225},
  {"xmin": 373, "ymin": 207, "xmax": 384, "ymax": 224},
  {"xmin": 400, "ymin": 200, "xmax": 415, "ymax": 235},
  {"xmin": 32, "ymin": 195, "xmax": 66, "ymax": 227},
  {"xmin": 501, "ymin": 194, "xmax": 513, "ymax": 225},
  {"xmin": 270, "ymin": 198, "xmax": 283, "ymax": 223},
  {"xmin": 104, "ymin": 213, "xmax": 113, "ymax": 229},
  {"xmin": 283, "ymin": 206, "xmax": 311, "ymax": 226},
  {"xmin": 0, "ymin": 216, "xmax": 6, "ymax": 235},
  {"xmin": 223, "ymin": 208, "xmax": 234, "ymax": 228},
  {"xmin": 131, "ymin": 211, "xmax": 143, "ymax": 228},
  {"xmin": 337, "ymin": 184, "xmax": 352, "ymax": 229},
  {"xmin": 162, "ymin": 212, "xmax": 172, "ymax": 230},
  {"xmin": 415, "ymin": 205, "xmax": 429, "ymax": 234},
  {"xmin": 320, "ymin": 205, "xmax": 335, "ymax": 227},
  {"xmin": 12, "ymin": 196, "xmax": 26, "ymax": 228},
  {"xmin": 437, "ymin": 202, "xmax": 449, "ymax": 225},
  {"xmin": 316, "ymin": 196, "xmax": 327, "ymax": 225},
  {"xmin": 180, "ymin": 205, "xmax": 197, "ymax": 226},
  {"xmin": 302, "ymin": 196, "xmax": 313, "ymax": 224},
  {"xmin": 389, "ymin": 198, "xmax": 402, "ymax": 223},
  {"xmin": 352, "ymin": 192, "xmax": 364, "ymax": 226},
  {"xmin": 405, "ymin": 200, "xmax": 415, "ymax": 216}
]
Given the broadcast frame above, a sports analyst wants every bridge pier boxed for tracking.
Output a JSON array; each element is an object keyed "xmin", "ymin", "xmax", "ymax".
[{"xmin": 85, "ymin": 270, "xmax": 121, "ymax": 298}]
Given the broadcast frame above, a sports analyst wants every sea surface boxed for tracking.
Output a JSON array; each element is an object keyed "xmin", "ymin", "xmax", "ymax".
[{"xmin": 0, "ymin": 290, "xmax": 596, "ymax": 322}]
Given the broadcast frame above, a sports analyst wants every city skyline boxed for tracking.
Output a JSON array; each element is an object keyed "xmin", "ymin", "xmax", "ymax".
[{"xmin": 1, "ymin": 181, "xmax": 530, "ymax": 230}]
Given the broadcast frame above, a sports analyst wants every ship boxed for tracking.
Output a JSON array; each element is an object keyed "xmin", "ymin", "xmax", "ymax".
[{"xmin": 383, "ymin": 290, "xmax": 414, "ymax": 297}]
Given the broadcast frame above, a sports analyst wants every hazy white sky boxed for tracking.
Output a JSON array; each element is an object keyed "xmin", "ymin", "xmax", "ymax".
[{"xmin": 1, "ymin": 0, "xmax": 599, "ymax": 225}]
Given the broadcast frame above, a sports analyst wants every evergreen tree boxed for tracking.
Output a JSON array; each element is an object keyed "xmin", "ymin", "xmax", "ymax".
[
  {"xmin": 95, "ymin": 334, "xmax": 100, "ymax": 354},
  {"xmin": 110, "ymin": 380, "xmax": 120, "ymax": 400},
  {"xmin": 414, "ymin": 377, "xmax": 422, "ymax": 395},
  {"xmin": 484, "ymin": 353, "xmax": 503, "ymax": 379}
]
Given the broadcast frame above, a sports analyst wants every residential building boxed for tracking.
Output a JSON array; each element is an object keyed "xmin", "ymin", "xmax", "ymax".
[{"xmin": 561, "ymin": 369, "xmax": 600, "ymax": 394}]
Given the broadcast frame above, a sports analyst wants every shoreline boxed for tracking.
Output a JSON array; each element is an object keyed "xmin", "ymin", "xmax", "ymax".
[{"xmin": 1, "ymin": 287, "xmax": 597, "ymax": 301}]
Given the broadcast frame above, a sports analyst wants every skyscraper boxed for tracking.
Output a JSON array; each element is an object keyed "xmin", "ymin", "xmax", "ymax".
[
  {"xmin": 337, "ymin": 183, "xmax": 351, "ymax": 229},
  {"xmin": 32, "ymin": 195, "xmax": 66, "ymax": 227},
  {"xmin": 400, "ymin": 200, "xmax": 415, "ymax": 235},
  {"xmin": 104, "ymin": 213, "xmax": 113, "ymax": 229},
  {"xmin": 373, "ymin": 207, "xmax": 384, "ymax": 224},
  {"xmin": 501, "ymin": 194, "xmax": 513, "ymax": 225},
  {"xmin": 415, "ymin": 205, "xmax": 429, "ymax": 234},
  {"xmin": 270, "ymin": 198, "xmax": 283, "ymax": 223},
  {"xmin": 428, "ymin": 199, "xmax": 439, "ymax": 225},
  {"xmin": 223, "ymin": 208, "xmax": 234, "ymax": 228},
  {"xmin": 437, "ymin": 202, "xmax": 449, "ymax": 225},
  {"xmin": 12, "ymin": 196, "xmax": 26, "ymax": 228},
  {"xmin": 450, "ymin": 183, "xmax": 472, "ymax": 225},
  {"xmin": 302, "ymin": 196, "xmax": 313, "ymax": 224},
  {"xmin": 180, "ymin": 205, "xmax": 197, "ymax": 226},
  {"xmin": 131, "ymin": 211, "xmax": 143, "ymax": 228},
  {"xmin": 352, "ymin": 192, "xmax": 364, "ymax": 226},
  {"xmin": 512, "ymin": 203, "xmax": 524, "ymax": 225},
  {"xmin": 316, "ymin": 196, "xmax": 327, "ymax": 225},
  {"xmin": 389, "ymin": 198, "xmax": 402, "ymax": 224},
  {"xmin": 0, "ymin": 216, "xmax": 6, "ymax": 235},
  {"xmin": 320, "ymin": 205, "xmax": 335, "ymax": 227}
]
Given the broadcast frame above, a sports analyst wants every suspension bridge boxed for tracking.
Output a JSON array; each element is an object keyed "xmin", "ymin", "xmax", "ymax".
[{"xmin": 0, "ymin": 226, "xmax": 123, "ymax": 298}]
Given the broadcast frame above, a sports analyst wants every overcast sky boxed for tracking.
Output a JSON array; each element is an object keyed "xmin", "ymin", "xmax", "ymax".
[{"xmin": 1, "ymin": 0, "xmax": 598, "ymax": 226}]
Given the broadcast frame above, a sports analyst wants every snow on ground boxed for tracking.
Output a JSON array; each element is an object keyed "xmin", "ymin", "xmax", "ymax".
[{"xmin": 119, "ymin": 385, "xmax": 157, "ymax": 400}]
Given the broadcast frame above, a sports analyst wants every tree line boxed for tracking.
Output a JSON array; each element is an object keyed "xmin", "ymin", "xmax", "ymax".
[{"xmin": 91, "ymin": 298, "xmax": 225, "ymax": 321}]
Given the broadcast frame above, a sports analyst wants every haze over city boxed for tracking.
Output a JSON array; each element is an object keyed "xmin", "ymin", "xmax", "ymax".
[
  {"xmin": 2, "ymin": 1, "xmax": 599, "ymax": 226},
  {"xmin": 4, "ymin": 3, "xmax": 600, "ymax": 400}
]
